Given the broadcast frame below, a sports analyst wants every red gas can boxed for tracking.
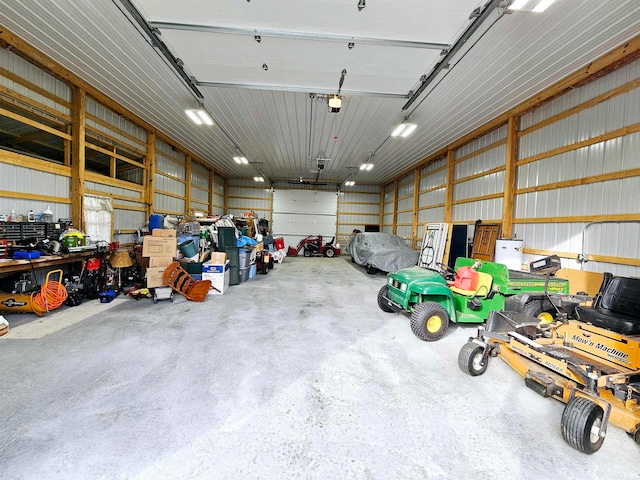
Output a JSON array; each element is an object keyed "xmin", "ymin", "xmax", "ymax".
[{"xmin": 452, "ymin": 266, "xmax": 479, "ymax": 291}]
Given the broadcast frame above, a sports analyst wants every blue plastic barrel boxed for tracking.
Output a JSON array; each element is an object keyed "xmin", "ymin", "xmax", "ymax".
[{"xmin": 149, "ymin": 214, "xmax": 164, "ymax": 232}]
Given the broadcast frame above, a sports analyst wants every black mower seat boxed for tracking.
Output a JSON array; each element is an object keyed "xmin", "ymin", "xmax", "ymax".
[{"xmin": 575, "ymin": 276, "xmax": 640, "ymax": 336}]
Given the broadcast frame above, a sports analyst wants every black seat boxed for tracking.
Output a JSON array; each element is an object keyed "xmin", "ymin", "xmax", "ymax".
[{"xmin": 575, "ymin": 276, "xmax": 640, "ymax": 335}]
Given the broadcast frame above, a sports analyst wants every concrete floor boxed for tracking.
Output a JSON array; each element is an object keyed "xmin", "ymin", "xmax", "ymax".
[{"xmin": 0, "ymin": 256, "xmax": 638, "ymax": 480}]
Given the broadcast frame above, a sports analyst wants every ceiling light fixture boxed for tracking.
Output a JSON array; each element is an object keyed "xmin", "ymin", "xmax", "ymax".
[
  {"xmin": 345, "ymin": 181, "xmax": 355, "ymax": 186},
  {"xmin": 360, "ymin": 163, "xmax": 373, "ymax": 171},
  {"xmin": 508, "ymin": 0, "xmax": 556, "ymax": 12},
  {"xmin": 233, "ymin": 156, "xmax": 248, "ymax": 164},
  {"xmin": 328, "ymin": 95, "xmax": 342, "ymax": 113},
  {"xmin": 329, "ymin": 69, "xmax": 347, "ymax": 113},
  {"xmin": 253, "ymin": 176, "xmax": 264, "ymax": 182},
  {"xmin": 185, "ymin": 109, "xmax": 214, "ymax": 125},
  {"xmin": 391, "ymin": 122, "xmax": 417, "ymax": 137}
]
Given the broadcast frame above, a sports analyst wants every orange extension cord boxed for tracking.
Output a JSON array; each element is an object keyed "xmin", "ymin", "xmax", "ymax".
[{"xmin": 32, "ymin": 269, "xmax": 68, "ymax": 315}]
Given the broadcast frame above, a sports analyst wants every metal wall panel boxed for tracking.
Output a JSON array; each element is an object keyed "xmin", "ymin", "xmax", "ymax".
[
  {"xmin": 452, "ymin": 198, "xmax": 502, "ymax": 222},
  {"xmin": 418, "ymin": 206, "xmax": 445, "ymax": 225},
  {"xmin": 0, "ymin": 48, "xmax": 71, "ymax": 113},
  {"xmin": 455, "ymin": 124, "xmax": 507, "ymax": 160},
  {"xmin": 515, "ymin": 57, "xmax": 640, "ymax": 277},
  {"xmin": 397, "ymin": 197, "xmax": 413, "ymax": 212},
  {"xmin": 86, "ymin": 98, "xmax": 147, "ymax": 151},
  {"xmin": 154, "ymin": 173, "xmax": 186, "ymax": 197}
]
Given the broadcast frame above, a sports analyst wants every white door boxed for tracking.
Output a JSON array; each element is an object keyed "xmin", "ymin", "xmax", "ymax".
[{"xmin": 272, "ymin": 190, "xmax": 338, "ymax": 251}]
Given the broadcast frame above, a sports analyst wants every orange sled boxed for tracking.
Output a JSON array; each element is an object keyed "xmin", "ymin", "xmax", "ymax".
[{"xmin": 162, "ymin": 261, "xmax": 217, "ymax": 302}]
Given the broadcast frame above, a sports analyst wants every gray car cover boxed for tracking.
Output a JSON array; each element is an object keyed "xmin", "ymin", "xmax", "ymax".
[{"xmin": 346, "ymin": 232, "xmax": 419, "ymax": 272}]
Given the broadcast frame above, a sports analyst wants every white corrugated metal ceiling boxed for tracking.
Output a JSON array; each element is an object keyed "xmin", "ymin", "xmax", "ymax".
[{"xmin": 0, "ymin": 1, "xmax": 639, "ymax": 188}]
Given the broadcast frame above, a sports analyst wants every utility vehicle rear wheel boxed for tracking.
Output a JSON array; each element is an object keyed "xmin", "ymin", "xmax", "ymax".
[
  {"xmin": 410, "ymin": 301, "xmax": 449, "ymax": 341},
  {"xmin": 458, "ymin": 341, "xmax": 488, "ymax": 376},
  {"xmin": 377, "ymin": 285, "xmax": 394, "ymax": 313},
  {"xmin": 523, "ymin": 298, "xmax": 556, "ymax": 323},
  {"xmin": 561, "ymin": 396, "xmax": 605, "ymax": 454},
  {"xmin": 366, "ymin": 265, "xmax": 378, "ymax": 275},
  {"xmin": 324, "ymin": 248, "xmax": 335, "ymax": 258}
]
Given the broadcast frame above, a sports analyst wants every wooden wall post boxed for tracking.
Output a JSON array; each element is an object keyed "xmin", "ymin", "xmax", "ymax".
[
  {"xmin": 146, "ymin": 132, "xmax": 156, "ymax": 216},
  {"xmin": 445, "ymin": 150, "xmax": 455, "ymax": 224},
  {"xmin": 71, "ymin": 87, "xmax": 86, "ymax": 229},
  {"xmin": 502, "ymin": 115, "xmax": 519, "ymax": 238},
  {"xmin": 412, "ymin": 167, "xmax": 420, "ymax": 248}
]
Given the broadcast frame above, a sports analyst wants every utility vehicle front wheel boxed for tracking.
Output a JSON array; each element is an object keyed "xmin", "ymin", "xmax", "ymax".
[
  {"xmin": 523, "ymin": 298, "xmax": 556, "ymax": 323},
  {"xmin": 303, "ymin": 249, "xmax": 312, "ymax": 257},
  {"xmin": 410, "ymin": 301, "xmax": 449, "ymax": 341},
  {"xmin": 458, "ymin": 341, "xmax": 488, "ymax": 376},
  {"xmin": 377, "ymin": 285, "xmax": 394, "ymax": 313},
  {"xmin": 561, "ymin": 396, "xmax": 605, "ymax": 454}
]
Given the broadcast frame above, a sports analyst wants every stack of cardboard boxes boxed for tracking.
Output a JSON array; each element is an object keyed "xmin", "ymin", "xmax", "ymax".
[
  {"xmin": 202, "ymin": 252, "xmax": 230, "ymax": 295},
  {"xmin": 142, "ymin": 229, "xmax": 177, "ymax": 288}
]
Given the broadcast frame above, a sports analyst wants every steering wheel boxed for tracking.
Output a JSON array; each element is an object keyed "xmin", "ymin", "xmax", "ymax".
[{"xmin": 436, "ymin": 262, "xmax": 456, "ymax": 282}]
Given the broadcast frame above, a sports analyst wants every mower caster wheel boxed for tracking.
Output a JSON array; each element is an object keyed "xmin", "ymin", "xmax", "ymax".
[
  {"xmin": 410, "ymin": 301, "xmax": 449, "ymax": 342},
  {"xmin": 561, "ymin": 396, "xmax": 605, "ymax": 454},
  {"xmin": 153, "ymin": 295, "xmax": 158, "ymax": 304},
  {"xmin": 458, "ymin": 341, "xmax": 488, "ymax": 376},
  {"xmin": 377, "ymin": 285, "xmax": 394, "ymax": 313}
]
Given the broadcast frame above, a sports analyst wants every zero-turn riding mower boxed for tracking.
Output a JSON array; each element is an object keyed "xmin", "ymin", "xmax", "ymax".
[
  {"xmin": 458, "ymin": 273, "xmax": 640, "ymax": 454},
  {"xmin": 378, "ymin": 257, "xmax": 569, "ymax": 341}
]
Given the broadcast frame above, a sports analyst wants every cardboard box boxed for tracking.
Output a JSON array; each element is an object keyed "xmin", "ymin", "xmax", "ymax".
[
  {"xmin": 149, "ymin": 256, "xmax": 174, "ymax": 268},
  {"xmin": 146, "ymin": 266, "xmax": 168, "ymax": 288},
  {"xmin": 152, "ymin": 229, "xmax": 177, "ymax": 238},
  {"xmin": 142, "ymin": 236, "xmax": 177, "ymax": 257},
  {"xmin": 209, "ymin": 252, "xmax": 227, "ymax": 264},
  {"xmin": 202, "ymin": 260, "xmax": 230, "ymax": 295}
]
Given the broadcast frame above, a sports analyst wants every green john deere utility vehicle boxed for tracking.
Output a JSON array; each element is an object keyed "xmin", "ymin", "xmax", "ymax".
[{"xmin": 377, "ymin": 257, "xmax": 570, "ymax": 342}]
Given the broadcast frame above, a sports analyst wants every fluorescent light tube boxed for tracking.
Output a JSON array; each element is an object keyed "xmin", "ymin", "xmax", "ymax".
[
  {"xmin": 391, "ymin": 124, "xmax": 406, "ymax": 136},
  {"xmin": 185, "ymin": 109, "xmax": 203, "ymax": 124},
  {"xmin": 532, "ymin": 0, "xmax": 556, "ymax": 12},
  {"xmin": 508, "ymin": 0, "xmax": 529, "ymax": 10},
  {"xmin": 400, "ymin": 123, "xmax": 417, "ymax": 137},
  {"xmin": 197, "ymin": 110, "xmax": 214, "ymax": 125}
]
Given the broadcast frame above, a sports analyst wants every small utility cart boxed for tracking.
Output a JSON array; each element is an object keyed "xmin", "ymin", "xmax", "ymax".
[
  {"xmin": 152, "ymin": 286, "xmax": 174, "ymax": 303},
  {"xmin": 458, "ymin": 273, "xmax": 640, "ymax": 454},
  {"xmin": 378, "ymin": 256, "xmax": 570, "ymax": 341}
]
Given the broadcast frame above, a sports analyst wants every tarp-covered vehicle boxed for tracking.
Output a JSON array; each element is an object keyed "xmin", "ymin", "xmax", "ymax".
[{"xmin": 346, "ymin": 232, "xmax": 419, "ymax": 274}]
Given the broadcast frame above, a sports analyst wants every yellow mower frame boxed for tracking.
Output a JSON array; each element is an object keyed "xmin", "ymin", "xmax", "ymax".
[{"xmin": 459, "ymin": 303, "xmax": 640, "ymax": 454}]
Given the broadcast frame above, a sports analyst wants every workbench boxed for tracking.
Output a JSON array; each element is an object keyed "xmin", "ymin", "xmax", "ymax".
[{"xmin": 0, "ymin": 251, "xmax": 96, "ymax": 277}]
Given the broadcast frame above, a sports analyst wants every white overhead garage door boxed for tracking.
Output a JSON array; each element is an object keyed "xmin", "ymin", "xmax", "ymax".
[{"xmin": 272, "ymin": 190, "xmax": 338, "ymax": 251}]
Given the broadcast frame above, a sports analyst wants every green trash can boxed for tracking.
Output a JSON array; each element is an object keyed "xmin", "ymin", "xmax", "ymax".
[
  {"xmin": 218, "ymin": 227, "xmax": 237, "ymax": 251},
  {"xmin": 225, "ymin": 246, "xmax": 240, "ymax": 285}
]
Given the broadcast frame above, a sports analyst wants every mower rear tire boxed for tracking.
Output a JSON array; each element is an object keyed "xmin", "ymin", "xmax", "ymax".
[
  {"xmin": 410, "ymin": 301, "xmax": 449, "ymax": 342},
  {"xmin": 561, "ymin": 396, "xmax": 605, "ymax": 454},
  {"xmin": 323, "ymin": 248, "xmax": 335, "ymax": 258},
  {"xmin": 523, "ymin": 298, "xmax": 556, "ymax": 323},
  {"xmin": 458, "ymin": 341, "xmax": 488, "ymax": 376},
  {"xmin": 377, "ymin": 285, "xmax": 394, "ymax": 313}
]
